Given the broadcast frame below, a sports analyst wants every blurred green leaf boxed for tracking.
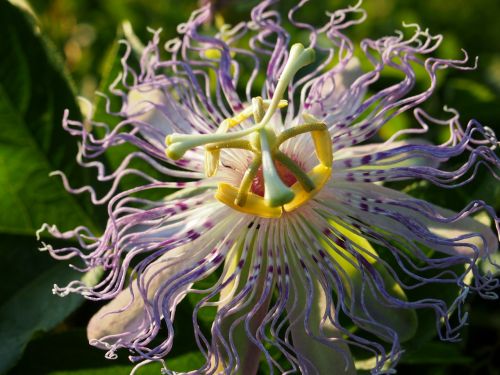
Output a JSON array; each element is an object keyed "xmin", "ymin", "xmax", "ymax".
[
  {"xmin": 0, "ymin": 2, "xmax": 104, "ymax": 372},
  {"xmin": 401, "ymin": 342, "xmax": 472, "ymax": 365},
  {"xmin": 0, "ymin": 1, "xmax": 100, "ymax": 235},
  {"xmin": 355, "ymin": 342, "xmax": 471, "ymax": 373},
  {"xmin": 49, "ymin": 366, "xmax": 160, "ymax": 375},
  {"xmin": 8, "ymin": 329, "xmax": 127, "ymax": 374},
  {"xmin": 8, "ymin": 327, "xmax": 205, "ymax": 375},
  {"xmin": 46, "ymin": 352, "xmax": 205, "ymax": 374},
  {"xmin": 379, "ymin": 111, "xmax": 411, "ymax": 141},
  {"xmin": 93, "ymin": 28, "xmax": 126, "ymax": 128},
  {"xmin": 448, "ymin": 78, "xmax": 496, "ymax": 103},
  {"xmin": 0, "ymin": 84, "xmax": 95, "ymax": 234},
  {"xmin": 0, "ymin": 259, "xmax": 82, "ymax": 374}
]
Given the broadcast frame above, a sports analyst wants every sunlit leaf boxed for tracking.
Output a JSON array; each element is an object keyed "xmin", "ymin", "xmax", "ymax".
[{"xmin": 0, "ymin": 2, "xmax": 102, "ymax": 372}]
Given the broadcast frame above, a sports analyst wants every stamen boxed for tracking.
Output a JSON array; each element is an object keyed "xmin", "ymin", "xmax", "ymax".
[
  {"xmin": 283, "ymin": 164, "xmax": 331, "ymax": 213},
  {"xmin": 252, "ymin": 97, "xmax": 265, "ymax": 123},
  {"xmin": 229, "ymin": 99, "xmax": 288, "ymax": 129},
  {"xmin": 303, "ymin": 113, "xmax": 333, "ymax": 168},
  {"xmin": 215, "ymin": 182, "xmax": 283, "ymax": 219},
  {"xmin": 235, "ymin": 155, "xmax": 262, "ymax": 206},
  {"xmin": 205, "ymin": 140, "xmax": 253, "ymax": 152},
  {"xmin": 276, "ymin": 122, "xmax": 328, "ymax": 145},
  {"xmin": 166, "ymin": 99, "xmax": 288, "ymax": 161},
  {"xmin": 164, "ymin": 43, "xmax": 333, "ymax": 217},
  {"xmin": 203, "ymin": 99, "xmax": 287, "ymax": 177},
  {"xmin": 205, "ymin": 140, "xmax": 252, "ymax": 177},
  {"xmin": 165, "ymin": 44, "xmax": 314, "ymax": 160}
]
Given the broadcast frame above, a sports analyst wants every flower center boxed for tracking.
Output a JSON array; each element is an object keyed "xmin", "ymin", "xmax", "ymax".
[{"xmin": 164, "ymin": 44, "xmax": 333, "ymax": 218}]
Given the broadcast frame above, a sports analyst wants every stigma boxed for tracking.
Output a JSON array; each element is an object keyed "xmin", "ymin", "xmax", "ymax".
[{"xmin": 165, "ymin": 43, "xmax": 333, "ymax": 218}]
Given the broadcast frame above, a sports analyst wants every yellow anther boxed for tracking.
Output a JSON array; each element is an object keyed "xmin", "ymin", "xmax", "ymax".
[
  {"xmin": 303, "ymin": 113, "xmax": 332, "ymax": 168},
  {"xmin": 276, "ymin": 122, "xmax": 327, "ymax": 145},
  {"xmin": 205, "ymin": 149, "xmax": 220, "ymax": 177},
  {"xmin": 205, "ymin": 140, "xmax": 253, "ymax": 177},
  {"xmin": 283, "ymin": 164, "xmax": 331, "ymax": 213},
  {"xmin": 235, "ymin": 155, "xmax": 262, "ymax": 207},
  {"xmin": 166, "ymin": 43, "xmax": 334, "ymax": 218},
  {"xmin": 213, "ymin": 119, "xmax": 333, "ymax": 218},
  {"xmin": 203, "ymin": 119, "xmax": 233, "ymax": 177},
  {"xmin": 204, "ymin": 112, "xmax": 333, "ymax": 217},
  {"xmin": 200, "ymin": 98, "xmax": 286, "ymax": 182},
  {"xmin": 215, "ymin": 182, "xmax": 283, "ymax": 219},
  {"xmin": 252, "ymin": 97, "xmax": 265, "ymax": 123},
  {"xmin": 254, "ymin": 44, "xmax": 315, "ymax": 131},
  {"xmin": 274, "ymin": 152, "xmax": 315, "ymax": 192}
]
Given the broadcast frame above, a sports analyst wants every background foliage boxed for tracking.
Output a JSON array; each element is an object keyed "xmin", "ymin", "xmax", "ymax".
[{"xmin": 1, "ymin": 0, "xmax": 499, "ymax": 374}]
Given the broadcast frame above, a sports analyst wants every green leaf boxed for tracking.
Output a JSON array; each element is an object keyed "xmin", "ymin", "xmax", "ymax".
[
  {"xmin": 354, "ymin": 342, "xmax": 470, "ymax": 373},
  {"xmin": 0, "ymin": 235, "xmax": 61, "ymax": 301},
  {"xmin": 0, "ymin": 1, "xmax": 102, "ymax": 235},
  {"xmin": 0, "ymin": 258, "xmax": 82, "ymax": 373},
  {"xmin": 400, "ymin": 342, "xmax": 471, "ymax": 365},
  {"xmin": 47, "ymin": 351, "xmax": 205, "ymax": 375},
  {"xmin": 0, "ymin": 85, "xmax": 95, "ymax": 234},
  {"xmin": 448, "ymin": 78, "xmax": 496, "ymax": 103},
  {"xmin": 49, "ymin": 366, "xmax": 163, "ymax": 375},
  {"xmin": 0, "ymin": 235, "xmax": 105, "ymax": 374},
  {"xmin": 8, "ymin": 329, "xmax": 126, "ymax": 374},
  {"xmin": 8, "ymin": 327, "xmax": 205, "ymax": 375},
  {"xmin": 0, "ymin": 2, "xmax": 105, "ymax": 372},
  {"xmin": 93, "ymin": 28, "xmax": 126, "ymax": 129}
]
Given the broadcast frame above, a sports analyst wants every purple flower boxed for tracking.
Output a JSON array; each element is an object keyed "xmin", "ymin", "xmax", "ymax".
[{"xmin": 40, "ymin": 1, "xmax": 500, "ymax": 374}]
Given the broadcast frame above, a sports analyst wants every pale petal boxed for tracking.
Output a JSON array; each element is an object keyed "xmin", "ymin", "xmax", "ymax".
[
  {"xmin": 334, "ymin": 139, "xmax": 441, "ymax": 171},
  {"xmin": 127, "ymin": 85, "xmax": 211, "ymax": 144},
  {"xmin": 287, "ymin": 273, "xmax": 356, "ymax": 375},
  {"xmin": 333, "ymin": 182, "xmax": 498, "ymax": 257},
  {"xmin": 306, "ymin": 57, "xmax": 365, "ymax": 123},
  {"xmin": 326, "ymin": 220, "xmax": 418, "ymax": 343},
  {"xmin": 127, "ymin": 86, "xmax": 170, "ymax": 134},
  {"xmin": 87, "ymin": 245, "xmax": 194, "ymax": 348}
]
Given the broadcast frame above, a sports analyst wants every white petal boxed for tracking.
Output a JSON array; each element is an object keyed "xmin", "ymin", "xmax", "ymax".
[
  {"xmin": 306, "ymin": 57, "xmax": 365, "ymax": 123},
  {"xmin": 333, "ymin": 182, "xmax": 498, "ymax": 257},
  {"xmin": 127, "ymin": 86, "xmax": 170, "ymax": 134},
  {"xmin": 334, "ymin": 139, "xmax": 441, "ymax": 170},
  {"xmin": 87, "ymin": 245, "xmax": 196, "ymax": 348},
  {"xmin": 127, "ymin": 85, "xmax": 208, "ymax": 162},
  {"xmin": 287, "ymin": 275, "xmax": 356, "ymax": 375}
]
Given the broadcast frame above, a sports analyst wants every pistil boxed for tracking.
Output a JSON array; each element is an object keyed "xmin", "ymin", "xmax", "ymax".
[{"xmin": 165, "ymin": 43, "xmax": 333, "ymax": 217}]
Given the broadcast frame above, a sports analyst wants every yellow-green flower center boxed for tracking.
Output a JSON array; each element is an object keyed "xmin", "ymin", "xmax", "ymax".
[{"xmin": 165, "ymin": 44, "xmax": 333, "ymax": 218}]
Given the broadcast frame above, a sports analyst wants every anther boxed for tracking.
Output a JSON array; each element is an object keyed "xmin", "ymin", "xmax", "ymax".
[{"xmin": 164, "ymin": 43, "xmax": 333, "ymax": 218}]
